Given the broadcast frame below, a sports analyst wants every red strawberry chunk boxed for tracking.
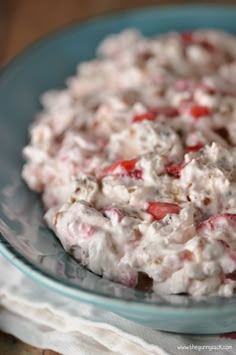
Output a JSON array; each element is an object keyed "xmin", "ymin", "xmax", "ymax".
[
  {"xmin": 103, "ymin": 159, "xmax": 143, "ymax": 180},
  {"xmin": 190, "ymin": 105, "xmax": 210, "ymax": 119},
  {"xmin": 133, "ymin": 111, "xmax": 156, "ymax": 123},
  {"xmin": 185, "ymin": 144, "xmax": 203, "ymax": 153},
  {"xmin": 147, "ymin": 202, "xmax": 181, "ymax": 221},
  {"xmin": 199, "ymin": 40, "xmax": 215, "ymax": 53},
  {"xmin": 197, "ymin": 213, "xmax": 236, "ymax": 232},
  {"xmin": 181, "ymin": 32, "xmax": 215, "ymax": 53},
  {"xmin": 153, "ymin": 106, "xmax": 179, "ymax": 118},
  {"xmin": 133, "ymin": 107, "xmax": 178, "ymax": 123},
  {"xmin": 104, "ymin": 159, "xmax": 137, "ymax": 174},
  {"xmin": 220, "ymin": 332, "xmax": 236, "ymax": 339},
  {"xmin": 165, "ymin": 162, "xmax": 186, "ymax": 178},
  {"xmin": 225, "ymin": 269, "xmax": 236, "ymax": 281},
  {"xmin": 181, "ymin": 32, "xmax": 195, "ymax": 44}
]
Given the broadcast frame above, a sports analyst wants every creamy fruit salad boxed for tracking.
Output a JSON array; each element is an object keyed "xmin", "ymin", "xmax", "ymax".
[{"xmin": 22, "ymin": 29, "xmax": 236, "ymax": 297}]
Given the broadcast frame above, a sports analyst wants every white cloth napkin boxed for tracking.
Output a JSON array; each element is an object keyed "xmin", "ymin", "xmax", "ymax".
[{"xmin": 0, "ymin": 255, "xmax": 235, "ymax": 355}]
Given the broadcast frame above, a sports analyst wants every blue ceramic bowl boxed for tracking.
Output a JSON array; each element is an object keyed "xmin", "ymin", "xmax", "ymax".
[{"xmin": 1, "ymin": 5, "xmax": 236, "ymax": 334}]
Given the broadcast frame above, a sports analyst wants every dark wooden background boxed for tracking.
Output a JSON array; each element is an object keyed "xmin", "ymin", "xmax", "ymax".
[{"xmin": 0, "ymin": 0, "xmax": 235, "ymax": 353}]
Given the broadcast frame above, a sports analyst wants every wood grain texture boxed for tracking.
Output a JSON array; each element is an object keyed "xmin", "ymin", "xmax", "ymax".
[
  {"xmin": 0, "ymin": 0, "xmax": 235, "ymax": 353},
  {"xmin": 3, "ymin": 0, "xmax": 235, "ymax": 64},
  {"xmin": 0, "ymin": 332, "xmax": 60, "ymax": 354},
  {"xmin": 2, "ymin": 0, "xmax": 192, "ymax": 63}
]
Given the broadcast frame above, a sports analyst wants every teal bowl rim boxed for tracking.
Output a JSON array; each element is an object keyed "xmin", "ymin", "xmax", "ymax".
[{"xmin": 1, "ymin": 4, "xmax": 236, "ymax": 314}]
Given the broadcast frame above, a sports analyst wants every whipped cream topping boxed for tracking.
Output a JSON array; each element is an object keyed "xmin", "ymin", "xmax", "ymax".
[{"xmin": 22, "ymin": 29, "xmax": 236, "ymax": 296}]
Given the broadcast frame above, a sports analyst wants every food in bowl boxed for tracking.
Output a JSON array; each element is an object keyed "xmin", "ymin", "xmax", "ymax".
[{"xmin": 22, "ymin": 29, "xmax": 236, "ymax": 297}]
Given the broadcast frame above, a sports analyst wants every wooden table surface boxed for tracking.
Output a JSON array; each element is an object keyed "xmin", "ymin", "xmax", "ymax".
[{"xmin": 0, "ymin": 0, "xmax": 235, "ymax": 353}]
